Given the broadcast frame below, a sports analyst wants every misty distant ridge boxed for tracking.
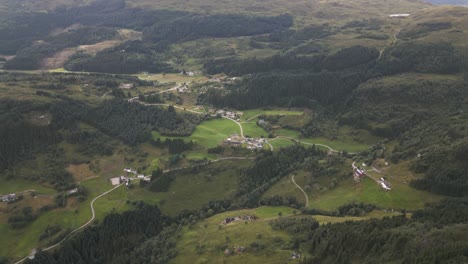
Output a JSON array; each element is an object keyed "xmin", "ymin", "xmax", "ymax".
[{"xmin": 426, "ymin": 0, "xmax": 468, "ymax": 5}]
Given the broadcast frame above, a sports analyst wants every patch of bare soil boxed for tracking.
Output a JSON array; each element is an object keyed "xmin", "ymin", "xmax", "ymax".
[
  {"xmin": 40, "ymin": 40, "xmax": 121, "ymax": 70},
  {"xmin": 49, "ymin": 23, "xmax": 83, "ymax": 37},
  {"xmin": 77, "ymin": 40, "xmax": 122, "ymax": 56},
  {"xmin": 40, "ymin": 48, "xmax": 77, "ymax": 70}
]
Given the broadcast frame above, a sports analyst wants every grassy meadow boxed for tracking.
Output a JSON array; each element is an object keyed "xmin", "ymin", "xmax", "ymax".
[
  {"xmin": 170, "ymin": 206, "xmax": 297, "ymax": 264},
  {"xmin": 153, "ymin": 118, "xmax": 240, "ymax": 148}
]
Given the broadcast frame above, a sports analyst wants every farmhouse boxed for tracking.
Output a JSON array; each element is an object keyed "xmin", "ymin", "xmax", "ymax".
[
  {"xmin": 109, "ymin": 177, "xmax": 120, "ymax": 186},
  {"xmin": 66, "ymin": 188, "xmax": 79, "ymax": 196},
  {"xmin": 221, "ymin": 215, "xmax": 255, "ymax": 224},
  {"xmin": 142, "ymin": 176, "xmax": 152, "ymax": 182},
  {"xmin": 119, "ymin": 83, "xmax": 134, "ymax": 89},
  {"xmin": 224, "ymin": 137, "xmax": 242, "ymax": 146},
  {"xmin": 124, "ymin": 168, "xmax": 137, "ymax": 174},
  {"xmin": 1, "ymin": 193, "xmax": 17, "ymax": 203},
  {"xmin": 291, "ymin": 252, "xmax": 301, "ymax": 259},
  {"xmin": 177, "ymin": 84, "xmax": 190, "ymax": 93},
  {"xmin": 379, "ymin": 177, "xmax": 392, "ymax": 191}
]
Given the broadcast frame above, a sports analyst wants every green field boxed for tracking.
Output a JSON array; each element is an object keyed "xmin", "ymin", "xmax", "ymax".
[
  {"xmin": 262, "ymin": 165, "xmax": 443, "ymax": 212},
  {"xmin": 0, "ymin": 179, "xmax": 56, "ymax": 196},
  {"xmin": 153, "ymin": 118, "xmax": 240, "ymax": 148},
  {"xmin": 171, "ymin": 206, "xmax": 297, "ymax": 264},
  {"xmin": 157, "ymin": 160, "xmax": 251, "ymax": 216},
  {"xmin": 273, "ymin": 128, "xmax": 371, "ymax": 153},
  {"xmin": 241, "ymin": 109, "xmax": 303, "ymax": 121},
  {"xmin": 170, "ymin": 206, "xmax": 403, "ymax": 264},
  {"xmin": 312, "ymin": 210, "xmax": 404, "ymax": 224},
  {"xmin": 241, "ymin": 122, "xmax": 268, "ymax": 138},
  {"xmin": 268, "ymin": 138, "xmax": 296, "ymax": 150},
  {"xmin": 135, "ymin": 73, "xmax": 208, "ymax": 83},
  {"xmin": 310, "ymin": 176, "xmax": 443, "ymax": 211}
]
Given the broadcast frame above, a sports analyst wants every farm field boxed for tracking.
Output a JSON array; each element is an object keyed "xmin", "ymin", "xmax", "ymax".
[
  {"xmin": 157, "ymin": 160, "xmax": 251, "ymax": 216},
  {"xmin": 241, "ymin": 122, "xmax": 268, "ymax": 138},
  {"xmin": 268, "ymin": 137, "xmax": 296, "ymax": 150},
  {"xmin": 273, "ymin": 128, "xmax": 373, "ymax": 153},
  {"xmin": 263, "ymin": 166, "xmax": 443, "ymax": 212},
  {"xmin": 170, "ymin": 206, "xmax": 297, "ymax": 264},
  {"xmin": 171, "ymin": 206, "xmax": 405, "ymax": 264},
  {"xmin": 135, "ymin": 73, "xmax": 209, "ymax": 84},
  {"xmin": 153, "ymin": 118, "xmax": 240, "ymax": 148},
  {"xmin": 309, "ymin": 176, "xmax": 444, "ymax": 211},
  {"xmin": 240, "ymin": 109, "xmax": 303, "ymax": 121},
  {"xmin": 0, "ymin": 179, "xmax": 56, "ymax": 196}
]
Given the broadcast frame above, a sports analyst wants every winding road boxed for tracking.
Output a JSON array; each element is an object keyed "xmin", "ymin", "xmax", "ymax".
[
  {"xmin": 13, "ymin": 156, "xmax": 256, "ymax": 264},
  {"xmin": 291, "ymin": 175, "xmax": 309, "ymax": 208},
  {"xmin": 139, "ymin": 101, "xmax": 353, "ymax": 154},
  {"xmin": 13, "ymin": 184, "xmax": 124, "ymax": 264}
]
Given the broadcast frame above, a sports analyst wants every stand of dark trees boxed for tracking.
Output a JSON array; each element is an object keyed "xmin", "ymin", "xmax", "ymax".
[
  {"xmin": 410, "ymin": 140, "xmax": 468, "ymax": 196},
  {"xmin": 50, "ymin": 98, "xmax": 203, "ymax": 145},
  {"xmin": 4, "ymin": 27, "xmax": 118, "ymax": 70},
  {"xmin": 143, "ymin": 13, "xmax": 293, "ymax": 43},
  {"xmin": 292, "ymin": 198, "xmax": 468, "ymax": 264},
  {"xmin": 3, "ymin": 0, "xmax": 293, "ymax": 72},
  {"xmin": 0, "ymin": 100, "xmax": 60, "ymax": 171},
  {"xmin": 236, "ymin": 145, "xmax": 324, "ymax": 207},
  {"xmin": 152, "ymin": 138, "xmax": 194, "ymax": 154},
  {"xmin": 64, "ymin": 41, "xmax": 173, "ymax": 74},
  {"xmin": 200, "ymin": 69, "xmax": 371, "ymax": 109},
  {"xmin": 201, "ymin": 42, "xmax": 464, "ymax": 110},
  {"xmin": 25, "ymin": 204, "xmax": 172, "ymax": 264},
  {"xmin": 204, "ymin": 46, "xmax": 379, "ymax": 76}
]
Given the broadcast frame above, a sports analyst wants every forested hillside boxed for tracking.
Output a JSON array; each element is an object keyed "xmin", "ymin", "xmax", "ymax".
[{"xmin": 1, "ymin": 0, "xmax": 468, "ymax": 263}]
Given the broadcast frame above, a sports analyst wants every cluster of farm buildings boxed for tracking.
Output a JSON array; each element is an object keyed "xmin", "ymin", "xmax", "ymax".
[
  {"xmin": 109, "ymin": 168, "xmax": 151, "ymax": 186},
  {"xmin": 216, "ymin": 109, "xmax": 240, "ymax": 120},
  {"xmin": 224, "ymin": 134, "xmax": 266, "ymax": 150},
  {"xmin": 1, "ymin": 193, "xmax": 18, "ymax": 203},
  {"xmin": 353, "ymin": 165, "xmax": 392, "ymax": 191}
]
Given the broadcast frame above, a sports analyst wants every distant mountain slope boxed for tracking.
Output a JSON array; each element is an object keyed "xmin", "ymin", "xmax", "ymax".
[{"xmin": 426, "ymin": 0, "xmax": 468, "ymax": 5}]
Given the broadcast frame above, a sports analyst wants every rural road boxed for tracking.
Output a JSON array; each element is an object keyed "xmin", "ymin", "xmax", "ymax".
[
  {"xmin": 139, "ymin": 100, "xmax": 356, "ymax": 154},
  {"xmin": 13, "ymin": 184, "xmax": 124, "ymax": 264},
  {"xmin": 14, "ymin": 155, "xmax": 258, "ymax": 263},
  {"xmin": 140, "ymin": 102, "xmax": 245, "ymax": 137},
  {"xmin": 222, "ymin": 116, "xmax": 244, "ymax": 138},
  {"xmin": 141, "ymin": 101, "xmax": 354, "ymax": 154},
  {"xmin": 101, "ymin": 91, "xmax": 112, "ymax": 98},
  {"xmin": 291, "ymin": 175, "xmax": 309, "ymax": 208},
  {"xmin": 266, "ymin": 141, "xmax": 274, "ymax": 151}
]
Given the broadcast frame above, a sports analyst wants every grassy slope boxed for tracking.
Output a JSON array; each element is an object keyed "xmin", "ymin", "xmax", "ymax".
[
  {"xmin": 274, "ymin": 128, "xmax": 373, "ymax": 153},
  {"xmin": 171, "ymin": 206, "xmax": 404, "ymax": 264},
  {"xmin": 263, "ymin": 163, "xmax": 443, "ymax": 212},
  {"xmin": 309, "ymin": 176, "xmax": 443, "ymax": 211},
  {"xmin": 241, "ymin": 122, "xmax": 268, "ymax": 138},
  {"xmin": 0, "ymin": 180, "xmax": 56, "ymax": 196},
  {"xmin": 171, "ymin": 206, "xmax": 297, "ymax": 264},
  {"xmin": 158, "ymin": 160, "xmax": 251, "ymax": 216},
  {"xmin": 153, "ymin": 118, "xmax": 240, "ymax": 148},
  {"xmin": 240, "ymin": 109, "xmax": 303, "ymax": 121}
]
